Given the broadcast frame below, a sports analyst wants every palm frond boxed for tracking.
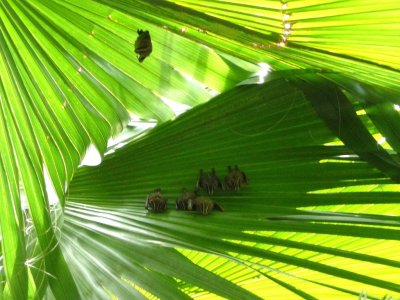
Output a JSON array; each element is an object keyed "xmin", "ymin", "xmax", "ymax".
[
  {"xmin": 0, "ymin": 0, "xmax": 399, "ymax": 299},
  {"xmin": 67, "ymin": 72, "xmax": 400, "ymax": 299}
]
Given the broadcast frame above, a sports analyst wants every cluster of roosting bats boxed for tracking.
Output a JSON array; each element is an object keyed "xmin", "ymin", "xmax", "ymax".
[
  {"xmin": 135, "ymin": 31, "xmax": 249, "ymax": 215},
  {"xmin": 145, "ymin": 166, "xmax": 248, "ymax": 215}
]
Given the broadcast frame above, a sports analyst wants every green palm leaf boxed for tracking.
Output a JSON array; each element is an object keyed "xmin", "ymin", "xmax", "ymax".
[
  {"xmin": 0, "ymin": 0, "xmax": 399, "ymax": 299},
  {"xmin": 67, "ymin": 72, "xmax": 400, "ymax": 298}
]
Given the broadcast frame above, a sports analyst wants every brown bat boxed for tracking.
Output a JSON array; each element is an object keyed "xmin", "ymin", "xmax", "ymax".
[
  {"xmin": 176, "ymin": 188, "xmax": 197, "ymax": 210},
  {"xmin": 145, "ymin": 188, "xmax": 167, "ymax": 212},
  {"xmin": 225, "ymin": 165, "xmax": 248, "ymax": 191},
  {"xmin": 135, "ymin": 29, "xmax": 152, "ymax": 62},
  {"xmin": 188, "ymin": 196, "xmax": 224, "ymax": 216}
]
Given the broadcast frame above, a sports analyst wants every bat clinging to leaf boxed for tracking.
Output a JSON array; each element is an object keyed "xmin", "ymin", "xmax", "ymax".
[{"xmin": 134, "ymin": 29, "xmax": 152, "ymax": 62}]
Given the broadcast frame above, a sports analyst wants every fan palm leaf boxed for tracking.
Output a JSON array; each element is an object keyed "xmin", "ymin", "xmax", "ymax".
[
  {"xmin": 67, "ymin": 72, "xmax": 400, "ymax": 299},
  {"xmin": 0, "ymin": 0, "xmax": 399, "ymax": 299}
]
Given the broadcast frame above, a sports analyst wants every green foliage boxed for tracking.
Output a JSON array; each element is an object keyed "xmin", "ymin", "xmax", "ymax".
[
  {"xmin": 0, "ymin": 0, "xmax": 399, "ymax": 299},
  {"xmin": 68, "ymin": 72, "xmax": 400, "ymax": 299}
]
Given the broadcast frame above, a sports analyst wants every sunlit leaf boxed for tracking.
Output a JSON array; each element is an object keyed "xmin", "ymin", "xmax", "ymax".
[{"xmin": 0, "ymin": 0, "xmax": 399, "ymax": 299}]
